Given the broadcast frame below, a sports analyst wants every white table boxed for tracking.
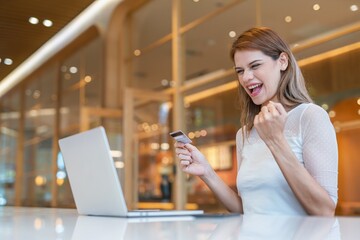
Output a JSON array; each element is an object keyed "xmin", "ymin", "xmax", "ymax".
[{"xmin": 1, "ymin": 207, "xmax": 359, "ymax": 239}]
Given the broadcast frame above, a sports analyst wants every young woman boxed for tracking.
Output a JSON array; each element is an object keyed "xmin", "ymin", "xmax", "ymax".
[{"xmin": 174, "ymin": 27, "xmax": 338, "ymax": 216}]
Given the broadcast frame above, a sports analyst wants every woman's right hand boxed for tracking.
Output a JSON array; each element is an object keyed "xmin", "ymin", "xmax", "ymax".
[
  {"xmin": 175, "ymin": 141, "xmax": 243, "ymax": 213},
  {"xmin": 174, "ymin": 141, "xmax": 212, "ymax": 177}
]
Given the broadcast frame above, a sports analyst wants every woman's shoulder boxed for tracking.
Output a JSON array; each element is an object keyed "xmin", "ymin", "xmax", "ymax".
[
  {"xmin": 236, "ymin": 127, "xmax": 244, "ymax": 140},
  {"xmin": 302, "ymin": 103, "xmax": 329, "ymax": 119},
  {"xmin": 294, "ymin": 103, "xmax": 332, "ymax": 130},
  {"xmin": 236, "ymin": 127, "xmax": 247, "ymax": 149},
  {"xmin": 290, "ymin": 103, "xmax": 328, "ymax": 119}
]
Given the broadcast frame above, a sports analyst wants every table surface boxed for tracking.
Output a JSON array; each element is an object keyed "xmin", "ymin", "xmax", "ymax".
[{"xmin": 1, "ymin": 207, "xmax": 359, "ymax": 240}]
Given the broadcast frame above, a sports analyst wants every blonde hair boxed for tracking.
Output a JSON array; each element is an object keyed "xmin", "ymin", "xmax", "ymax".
[{"xmin": 230, "ymin": 27, "xmax": 313, "ymax": 136}]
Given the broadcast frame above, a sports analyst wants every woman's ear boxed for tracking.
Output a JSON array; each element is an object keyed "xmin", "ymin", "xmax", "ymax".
[{"xmin": 279, "ymin": 52, "xmax": 289, "ymax": 71}]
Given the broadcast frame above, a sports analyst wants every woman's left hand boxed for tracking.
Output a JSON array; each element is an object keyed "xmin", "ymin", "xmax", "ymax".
[{"xmin": 254, "ymin": 101, "xmax": 288, "ymax": 143}]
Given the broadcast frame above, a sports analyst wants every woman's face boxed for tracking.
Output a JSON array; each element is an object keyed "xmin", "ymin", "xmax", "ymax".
[{"xmin": 234, "ymin": 49, "xmax": 286, "ymax": 106}]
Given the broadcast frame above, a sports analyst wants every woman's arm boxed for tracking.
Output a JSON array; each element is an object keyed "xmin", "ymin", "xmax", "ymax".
[
  {"xmin": 254, "ymin": 102, "xmax": 337, "ymax": 216},
  {"xmin": 175, "ymin": 142, "xmax": 243, "ymax": 213},
  {"xmin": 200, "ymin": 168, "xmax": 243, "ymax": 213}
]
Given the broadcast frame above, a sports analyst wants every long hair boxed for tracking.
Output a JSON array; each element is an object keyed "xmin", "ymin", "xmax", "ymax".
[{"xmin": 230, "ymin": 27, "xmax": 313, "ymax": 137}]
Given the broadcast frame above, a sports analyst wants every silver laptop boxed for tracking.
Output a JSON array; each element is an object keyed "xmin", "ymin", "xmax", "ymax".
[{"xmin": 58, "ymin": 126, "xmax": 204, "ymax": 218}]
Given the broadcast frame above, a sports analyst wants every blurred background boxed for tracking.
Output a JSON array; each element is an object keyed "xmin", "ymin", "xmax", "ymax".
[{"xmin": 0, "ymin": 0, "xmax": 359, "ymax": 215}]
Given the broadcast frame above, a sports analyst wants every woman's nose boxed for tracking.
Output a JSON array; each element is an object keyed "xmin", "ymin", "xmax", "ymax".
[{"xmin": 243, "ymin": 69, "xmax": 253, "ymax": 82}]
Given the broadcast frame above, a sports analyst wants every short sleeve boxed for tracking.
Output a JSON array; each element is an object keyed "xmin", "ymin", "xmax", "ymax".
[{"xmin": 301, "ymin": 104, "xmax": 338, "ymax": 204}]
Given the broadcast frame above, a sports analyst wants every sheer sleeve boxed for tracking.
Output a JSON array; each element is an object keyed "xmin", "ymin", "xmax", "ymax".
[{"xmin": 301, "ymin": 104, "xmax": 338, "ymax": 204}]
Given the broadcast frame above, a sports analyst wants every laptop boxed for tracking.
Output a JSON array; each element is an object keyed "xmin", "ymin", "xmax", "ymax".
[{"xmin": 58, "ymin": 126, "xmax": 204, "ymax": 218}]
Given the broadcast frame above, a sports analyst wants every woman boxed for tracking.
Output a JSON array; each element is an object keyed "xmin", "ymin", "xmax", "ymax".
[{"xmin": 174, "ymin": 27, "xmax": 338, "ymax": 216}]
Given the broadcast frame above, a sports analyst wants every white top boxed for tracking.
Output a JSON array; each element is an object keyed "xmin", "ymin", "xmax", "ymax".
[{"xmin": 236, "ymin": 103, "xmax": 338, "ymax": 216}]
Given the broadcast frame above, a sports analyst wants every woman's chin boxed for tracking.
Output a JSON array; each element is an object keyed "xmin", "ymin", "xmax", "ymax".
[{"xmin": 251, "ymin": 98, "xmax": 264, "ymax": 106}]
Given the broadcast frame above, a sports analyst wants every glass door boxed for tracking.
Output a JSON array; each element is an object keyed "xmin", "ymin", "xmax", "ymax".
[{"xmin": 123, "ymin": 87, "xmax": 175, "ymax": 210}]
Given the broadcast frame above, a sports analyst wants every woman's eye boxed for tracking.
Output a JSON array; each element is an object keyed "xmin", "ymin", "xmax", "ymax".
[
  {"xmin": 235, "ymin": 69, "xmax": 244, "ymax": 75},
  {"xmin": 251, "ymin": 64, "xmax": 260, "ymax": 69}
]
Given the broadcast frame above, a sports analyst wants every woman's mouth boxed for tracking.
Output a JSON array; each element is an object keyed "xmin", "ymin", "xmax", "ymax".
[{"xmin": 248, "ymin": 83, "xmax": 262, "ymax": 96}]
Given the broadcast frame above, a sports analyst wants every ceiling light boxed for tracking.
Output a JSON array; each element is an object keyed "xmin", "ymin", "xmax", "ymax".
[
  {"xmin": 84, "ymin": 76, "xmax": 92, "ymax": 83},
  {"xmin": 69, "ymin": 66, "xmax": 78, "ymax": 74},
  {"xmin": 284, "ymin": 16, "xmax": 292, "ymax": 23},
  {"xmin": 43, "ymin": 19, "xmax": 53, "ymax": 27},
  {"xmin": 114, "ymin": 161, "xmax": 124, "ymax": 169},
  {"xmin": 150, "ymin": 143, "xmax": 160, "ymax": 150},
  {"xmin": 358, "ymin": 109, "xmax": 360, "ymax": 115},
  {"xmin": 188, "ymin": 132, "xmax": 195, "ymax": 139},
  {"xmin": 4, "ymin": 58, "xmax": 13, "ymax": 65},
  {"xmin": 321, "ymin": 103, "xmax": 329, "ymax": 110},
  {"xmin": 111, "ymin": 150, "xmax": 122, "ymax": 158},
  {"xmin": 161, "ymin": 79, "xmax": 169, "ymax": 86},
  {"xmin": 357, "ymin": 98, "xmax": 360, "ymax": 105},
  {"xmin": 160, "ymin": 143, "xmax": 169, "ymax": 150},
  {"xmin": 29, "ymin": 17, "xmax": 39, "ymax": 25},
  {"xmin": 32, "ymin": 90, "xmax": 41, "ymax": 99},
  {"xmin": 350, "ymin": 5, "xmax": 359, "ymax": 12},
  {"xmin": 0, "ymin": 58, "xmax": 1, "ymax": 63},
  {"xmin": 228, "ymin": 31, "xmax": 236, "ymax": 38},
  {"xmin": 134, "ymin": 49, "xmax": 141, "ymax": 56},
  {"xmin": 64, "ymin": 73, "xmax": 71, "ymax": 80},
  {"xmin": 35, "ymin": 175, "xmax": 47, "ymax": 186},
  {"xmin": 56, "ymin": 171, "xmax": 66, "ymax": 179},
  {"xmin": 313, "ymin": 4, "xmax": 320, "ymax": 11},
  {"xmin": 151, "ymin": 124, "xmax": 158, "ymax": 131},
  {"xmin": 200, "ymin": 129, "xmax": 207, "ymax": 136},
  {"xmin": 193, "ymin": 0, "xmax": 200, "ymax": 2},
  {"xmin": 328, "ymin": 110, "xmax": 336, "ymax": 118},
  {"xmin": 195, "ymin": 131, "xmax": 201, "ymax": 138}
]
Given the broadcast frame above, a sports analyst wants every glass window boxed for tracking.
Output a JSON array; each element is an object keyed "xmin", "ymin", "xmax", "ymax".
[
  {"xmin": 103, "ymin": 119, "xmax": 124, "ymax": 188},
  {"xmin": 182, "ymin": 0, "xmax": 237, "ymax": 26},
  {"xmin": 182, "ymin": 2, "xmax": 255, "ymax": 81},
  {"xmin": 260, "ymin": 0, "xmax": 360, "ymax": 44},
  {"xmin": 60, "ymin": 37, "xmax": 104, "ymax": 136},
  {"xmin": 0, "ymin": 92, "xmax": 20, "ymax": 206},
  {"xmin": 60, "ymin": 50, "xmax": 81, "ymax": 137},
  {"xmin": 83, "ymin": 37, "xmax": 103, "ymax": 107},
  {"xmin": 184, "ymin": 85, "xmax": 239, "ymax": 211},
  {"xmin": 58, "ymin": 37, "xmax": 104, "ymax": 207},
  {"xmin": 129, "ymin": 41, "xmax": 172, "ymax": 90},
  {"xmin": 136, "ymin": 101, "xmax": 173, "ymax": 203},
  {"xmin": 130, "ymin": 0, "xmax": 171, "ymax": 50},
  {"xmin": 301, "ymin": 48, "xmax": 360, "ymax": 98},
  {"xmin": 23, "ymin": 66, "xmax": 57, "ymax": 207}
]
